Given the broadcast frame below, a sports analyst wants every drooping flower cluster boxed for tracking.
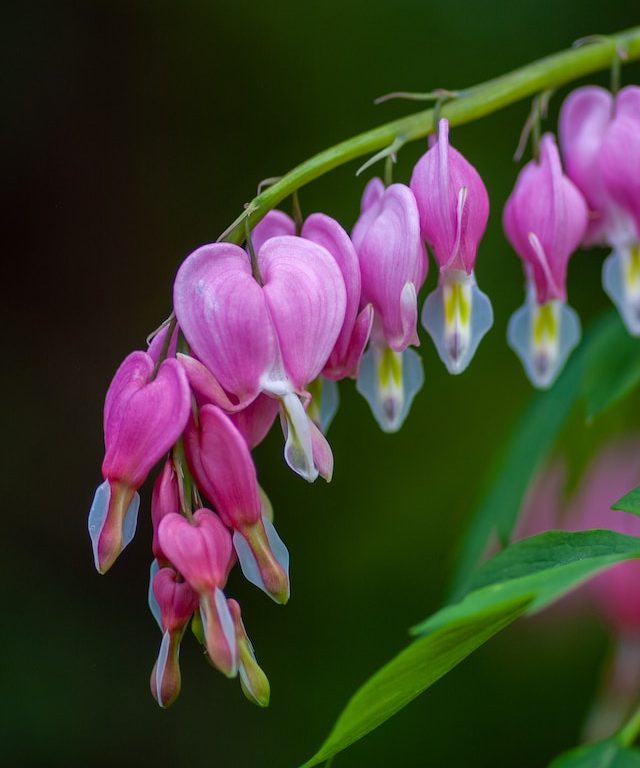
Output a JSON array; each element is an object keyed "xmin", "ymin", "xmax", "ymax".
[
  {"xmin": 502, "ymin": 84, "xmax": 640, "ymax": 388},
  {"xmin": 88, "ymin": 84, "xmax": 640, "ymax": 708},
  {"xmin": 88, "ymin": 117, "xmax": 495, "ymax": 707}
]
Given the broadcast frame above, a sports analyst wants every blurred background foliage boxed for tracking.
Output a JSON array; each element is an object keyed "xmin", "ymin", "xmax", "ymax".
[{"xmin": 4, "ymin": 1, "xmax": 640, "ymax": 766}]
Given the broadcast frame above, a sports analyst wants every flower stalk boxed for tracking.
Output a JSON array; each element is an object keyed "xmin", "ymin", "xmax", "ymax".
[{"xmin": 222, "ymin": 27, "xmax": 640, "ymax": 246}]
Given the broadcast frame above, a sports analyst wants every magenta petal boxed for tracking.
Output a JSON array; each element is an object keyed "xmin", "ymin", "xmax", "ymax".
[
  {"xmin": 199, "ymin": 588, "xmax": 237, "ymax": 678},
  {"xmin": 616, "ymin": 86, "xmax": 640, "ymax": 123},
  {"xmin": 559, "ymin": 86, "xmax": 615, "ymax": 246},
  {"xmin": 251, "ymin": 210, "xmax": 296, "ymax": 253},
  {"xmin": 186, "ymin": 405, "xmax": 262, "ymax": 531},
  {"xmin": 173, "ymin": 243, "xmax": 278, "ymax": 403},
  {"xmin": 151, "ymin": 629, "xmax": 182, "ymax": 708},
  {"xmin": 325, "ymin": 303, "xmax": 374, "ymax": 381},
  {"xmin": 147, "ymin": 322, "xmax": 178, "ymax": 363},
  {"xmin": 103, "ymin": 351, "xmax": 154, "ymax": 448},
  {"xmin": 102, "ymin": 355, "xmax": 191, "ymax": 488},
  {"xmin": 158, "ymin": 509, "xmax": 232, "ymax": 593},
  {"xmin": 152, "ymin": 566, "xmax": 198, "ymax": 632},
  {"xmin": 302, "ymin": 213, "xmax": 368, "ymax": 379},
  {"xmin": 259, "ymin": 236, "xmax": 346, "ymax": 391},
  {"xmin": 353, "ymin": 183, "xmax": 426, "ymax": 351},
  {"xmin": 230, "ymin": 394, "xmax": 279, "ymax": 450},
  {"xmin": 599, "ymin": 92, "xmax": 640, "ymax": 236},
  {"xmin": 308, "ymin": 418, "xmax": 334, "ymax": 482},
  {"xmin": 352, "ymin": 177, "xmax": 386, "ymax": 251},
  {"xmin": 151, "ymin": 459, "xmax": 180, "ymax": 563},
  {"xmin": 503, "ymin": 133, "xmax": 588, "ymax": 303},
  {"xmin": 177, "ymin": 353, "xmax": 243, "ymax": 411},
  {"xmin": 410, "ymin": 119, "xmax": 489, "ymax": 273}
]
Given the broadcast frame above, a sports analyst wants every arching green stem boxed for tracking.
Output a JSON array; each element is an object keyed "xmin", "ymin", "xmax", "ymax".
[{"xmin": 221, "ymin": 27, "xmax": 640, "ymax": 245}]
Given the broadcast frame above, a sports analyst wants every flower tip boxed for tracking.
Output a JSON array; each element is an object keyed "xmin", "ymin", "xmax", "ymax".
[
  {"xmin": 422, "ymin": 273, "xmax": 493, "ymax": 375},
  {"xmin": 233, "ymin": 518, "xmax": 291, "ymax": 605},
  {"xmin": 507, "ymin": 297, "xmax": 581, "ymax": 389},
  {"xmin": 88, "ymin": 480, "xmax": 139, "ymax": 574},
  {"xmin": 356, "ymin": 345, "xmax": 424, "ymax": 433},
  {"xmin": 603, "ymin": 247, "xmax": 640, "ymax": 337},
  {"xmin": 150, "ymin": 630, "xmax": 182, "ymax": 709}
]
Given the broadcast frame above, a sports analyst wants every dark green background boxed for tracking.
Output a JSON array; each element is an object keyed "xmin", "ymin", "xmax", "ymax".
[{"xmin": 5, "ymin": 2, "xmax": 640, "ymax": 766}]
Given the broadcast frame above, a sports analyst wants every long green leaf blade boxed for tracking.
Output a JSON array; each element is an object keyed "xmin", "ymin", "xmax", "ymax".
[
  {"xmin": 303, "ymin": 531, "xmax": 640, "ymax": 768},
  {"xmin": 549, "ymin": 740, "xmax": 640, "ymax": 767}
]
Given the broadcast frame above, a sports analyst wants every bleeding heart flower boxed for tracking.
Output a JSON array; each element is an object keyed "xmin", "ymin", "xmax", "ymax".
[
  {"xmin": 158, "ymin": 509, "xmax": 237, "ymax": 678},
  {"xmin": 88, "ymin": 351, "xmax": 190, "ymax": 574},
  {"xmin": 411, "ymin": 118, "xmax": 493, "ymax": 374},
  {"xmin": 503, "ymin": 133, "xmax": 588, "ymax": 389},
  {"xmin": 352, "ymin": 179, "xmax": 427, "ymax": 432},
  {"xmin": 174, "ymin": 237, "xmax": 346, "ymax": 482},
  {"xmin": 184, "ymin": 404, "xmax": 290, "ymax": 604},
  {"xmin": 560, "ymin": 86, "xmax": 640, "ymax": 335}
]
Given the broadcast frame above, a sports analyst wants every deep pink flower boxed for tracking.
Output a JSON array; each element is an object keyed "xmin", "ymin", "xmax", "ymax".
[
  {"xmin": 411, "ymin": 118, "xmax": 489, "ymax": 273},
  {"xmin": 151, "ymin": 458, "xmax": 180, "ymax": 565},
  {"xmin": 158, "ymin": 509, "xmax": 237, "ymax": 677},
  {"xmin": 503, "ymin": 134, "xmax": 587, "ymax": 389},
  {"xmin": 504, "ymin": 133, "xmax": 588, "ymax": 304},
  {"xmin": 230, "ymin": 394, "xmax": 280, "ymax": 450},
  {"xmin": 410, "ymin": 118, "xmax": 493, "ymax": 374},
  {"xmin": 351, "ymin": 180, "xmax": 426, "ymax": 432},
  {"xmin": 150, "ymin": 566, "xmax": 199, "ymax": 708},
  {"xmin": 184, "ymin": 404, "xmax": 290, "ymax": 604},
  {"xmin": 174, "ymin": 238, "xmax": 346, "ymax": 481},
  {"xmin": 598, "ymin": 87, "xmax": 640, "ymax": 239},
  {"xmin": 147, "ymin": 321, "xmax": 178, "ymax": 363},
  {"xmin": 560, "ymin": 86, "xmax": 640, "ymax": 336},
  {"xmin": 559, "ymin": 86, "xmax": 637, "ymax": 247},
  {"xmin": 352, "ymin": 180, "xmax": 426, "ymax": 351},
  {"xmin": 254, "ymin": 210, "xmax": 373, "ymax": 380},
  {"xmin": 88, "ymin": 351, "xmax": 191, "ymax": 574}
]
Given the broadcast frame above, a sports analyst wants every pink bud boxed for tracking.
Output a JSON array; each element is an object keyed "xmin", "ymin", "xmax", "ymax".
[
  {"xmin": 149, "ymin": 564, "xmax": 201, "ymax": 708},
  {"xmin": 158, "ymin": 509, "xmax": 237, "ymax": 677},
  {"xmin": 184, "ymin": 405, "xmax": 290, "ymax": 604},
  {"xmin": 302, "ymin": 213, "xmax": 373, "ymax": 380},
  {"xmin": 177, "ymin": 353, "xmax": 241, "ymax": 411},
  {"xmin": 504, "ymin": 133, "xmax": 588, "ymax": 304},
  {"xmin": 174, "ymin": 238, "xmax": 346, "ymax": 482},
  {"xmin": 152, "ymin": 567, "xmax": 198, "ymax": 633},
  {"xmin": 89, "ymin": 351, "xmax": 191, "ymax": 574},
  {"xmin": 150, "ymin": 630, "xmax": 183, "ymax": 709},
  {"xmin": 410, "ymin": 118, "xmax": 489, "ymax": 273},
  {"xmin": 251, "ymin": 209, "xmax": 296, "ymax": 253},
  {"xmin": 352, "ymin": 181, "xmax": 426, "ymax": 351},
  {"xmin": 230, "ymin": 394, "xmax": 279, "ymax": 450},
  {"xmin": 151, "ymin": 460, "xmax": 180, "ymax": 564},
  {"xmin": 147, "ymin": 321, "xmax": 178, "ymax": 363},
  {"xmin": 102, "ymin": 352, "xmax": 191, "ymax": 488},
  {"xmin": 228, "ymin": 599, "xmax": 270, "ymax": 707},
  {"xmin": 559, "ymin": 86, "xmax": 625, "ymax": 246}
]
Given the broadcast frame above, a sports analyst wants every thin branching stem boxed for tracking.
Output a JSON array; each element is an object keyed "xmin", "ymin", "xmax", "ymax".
[{"xmin": 219, "ymin": 27, "xmax": 640, "ymax": 246}]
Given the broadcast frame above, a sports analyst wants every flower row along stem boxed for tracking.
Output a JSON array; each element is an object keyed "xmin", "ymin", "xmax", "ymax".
[{"xmin": 223, "ymin": 26, "xmax": 640, "ymax": 246}]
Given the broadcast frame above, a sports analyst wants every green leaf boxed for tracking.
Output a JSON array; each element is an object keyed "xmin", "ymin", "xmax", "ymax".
[
  {"xmin": 302, "ymin": 531, "xmax": 640, "ymax": 768},
  {"xmin": 414, "ymin": 530, "xmax": 640, "ymax": 635},
  {"xmin": 448, "ymin": 311, "xmax": 640, "ymax": 601},
  {"xmin": 582, "ymin": 318, "xmax": 640, "ymax": 422},
  {"xmin": 300, "ymin": 597, "xmax": 531, "ymax": 768},
  {"xmin": 612, "ymin": 487, "xmax": 640, "ymax": 516},
  {"xmin": 549, "ymin": 739, "xmax": 640, "ymax": 767}
]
